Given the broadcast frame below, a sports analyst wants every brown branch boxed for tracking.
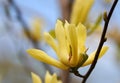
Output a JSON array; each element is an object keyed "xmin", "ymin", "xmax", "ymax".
[
  {"xmin": 82, "ymin": 0, "xmax": 118, "ymax": 83},
  {"xmin": 59, "ymin": 0, "xmax": 73, "ymax": 22},
  {"xmin": 59, "ymin": 0, "xmax": 74, "ymax": 83}
]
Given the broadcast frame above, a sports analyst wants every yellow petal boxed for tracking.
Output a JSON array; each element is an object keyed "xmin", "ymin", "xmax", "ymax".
[
  {"xmin": 51, "ymin": 74, "xmax": 58, "ymax": 83},
  {"xmin": 51, "ymin": 73, "xmax": 62, "ymax": 83},
  {"xmin": 27, "ymin": 49, "xmax": 68, "ymax": 70},
  {"xmin": 44, "ymin": 32, "xmax": 58, "ymax": 54},
  {"xmin": 70, "ymin": 0, "xmax": 94, "ymax": 25},
  {"xmin": 64, "ymin": 20, "xmax": 70, "ymax": 43},
  {"xmin": 31, "ymin": 72, "xmax": 42, "ymax": 83},
  {"xmin": 77, "ymin": 23, "xmax": 87, "ymax": 53},
  {"xmin": 45, "ymin": 71, "xmax": 62, "ymax": 83},
  {"xmin": 45, "ymin": 71, "xmax": 52, "ymax": 83},
  {"xmin": 82, "ymin": 46, "xmax": 109, "ymax": 66},
  {"xmin": 32, "ymin": 19, "xmax": 41, "ymax": 41},
  {"xmin": 55, "ymin": 20, "xmax": 69, "ymax": 66},
  {"xmin": 79, "ymin": 0, "xmax": 94, "ymax": 23},
  {"xmin": 70, "ymin": 0, "xmax": 83, "ymax": 25},
  {"xmin": 49, "ymin": 29, "xmax": 56, "ymax": 38},
  {"xmin": 68, "ymin": 24, "xmax": 79, "ymax": 67},
  {"xmin": 64, "ymin": 21, "xmax": 71, "ymax": 54},
  {"xmin": 58, "ymin": 80, "xmax": 62, "ymax": 83}
]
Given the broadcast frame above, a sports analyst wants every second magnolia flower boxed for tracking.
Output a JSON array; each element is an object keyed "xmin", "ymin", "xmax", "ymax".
[{"xmin": 27, "ymin": 20, "xmax": 108, "ymax": 70}]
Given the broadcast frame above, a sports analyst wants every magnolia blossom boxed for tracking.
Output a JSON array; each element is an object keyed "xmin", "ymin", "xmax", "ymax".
[
  {"xmin": 70, "ymin": 0, "xmax": 94, "ymax": 25},
  {"xmin": 24, "ymin": 18, "xmax": 42, "ymax": 42},
  {"xmin": 32, "ymin": 71, "xmax": 62, "ymax": 83},
  {"xmin": 31, "ymin": 18, "xmax": 42, "ymax": 41},
  {"xmin": 27, "ymin": 20, "xmax": 108, "ymax": 70}
]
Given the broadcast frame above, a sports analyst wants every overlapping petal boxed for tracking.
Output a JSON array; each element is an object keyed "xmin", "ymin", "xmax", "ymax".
[
  {"xmin": 44, "ymin": 32, "xmax": 58, "ymax": 54},
  {"xmin": 82, "ymin": 46, "xmax": 109, "ymax": 66},
  {"xmin": 27, "ymin": 20, "xmax": 109, "ymax": 71},
  {"xmin": 77, "ymin": 23, "xmax": 87, "ymax": 53},
  {"xmin": 31, "ymin": 72, "xmax": 42, "ymax": 83},
  {"xmin": 27, "ymin": 49, "xmax": 68, "ymax": 70},
  {"xmin": 68, "ymin": 24, "xmax": 78, "ymax": 66},
  {"xmin": 55, "ymin": 20, "xmax": 69, "ymax": 66},
  {"xmin": 70, "ymin": 0, "xmax": 94, "ymax": 25},
  {"xmin": 45, "ymin": 71, "xmax": 62, "ymax": 83},
  {"xmin": 32, "ymin": 71, "xmax": 62, "ymax": 83},
  {"xmin": 45, "ymin": 71, "xmax": 52, "ymax": 83},
  {"xmin": 31, "ymin": 19, "xmax": 41, "ymax": 41}
]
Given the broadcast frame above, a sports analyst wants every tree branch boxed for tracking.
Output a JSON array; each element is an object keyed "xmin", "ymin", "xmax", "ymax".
[
  {"xmin": 59, "ymin": 0, "xmax": 74, "ymax": 83},
  {"xmin": 82, "ymin": 0, "xmax": 118, "ymax": 83}
]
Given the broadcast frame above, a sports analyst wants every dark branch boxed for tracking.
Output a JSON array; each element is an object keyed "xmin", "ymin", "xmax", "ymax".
[
  {"xmin": 73, "ymin": 71, "xmax": 85, "ymax": 78},
  {"xmin": 82, "ymin": 0, "xmax": 118, "ymax": 83}
]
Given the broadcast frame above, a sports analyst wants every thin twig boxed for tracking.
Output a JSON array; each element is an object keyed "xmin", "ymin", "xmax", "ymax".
[
  {"xmin": 82, "ymin": 0, "xmax": 118, "ymax": 83},
  {"xmin": 69, "ymin": 69, "xmax": 85, "ymax": 78}
]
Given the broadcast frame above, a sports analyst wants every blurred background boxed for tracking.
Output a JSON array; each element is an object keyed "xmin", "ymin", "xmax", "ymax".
[{"xmin": 0, "ymin": 0, "xmax": 120, "ymax": 83}]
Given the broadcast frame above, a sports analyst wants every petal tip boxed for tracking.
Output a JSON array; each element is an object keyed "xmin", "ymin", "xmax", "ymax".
[{"xmin": 26, "ymin": 49, "xmax": 34, "ymax": 54}]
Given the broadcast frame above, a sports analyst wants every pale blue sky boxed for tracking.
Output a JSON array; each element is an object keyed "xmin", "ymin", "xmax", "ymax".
[{"xmin": 0, "ymin": 0, "xmax": 120, "ymax": 83}]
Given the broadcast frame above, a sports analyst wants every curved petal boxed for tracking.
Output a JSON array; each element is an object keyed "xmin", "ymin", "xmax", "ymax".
[
  {"xmin": 32, "ymin": 19, "xmax": 41, "ymax": 41},
  {"xmin": 51, "ymin": 73, "xmax": 62, "ymax": 83},
  {"xmin": 45, "ymin": 71, "xmax": 62, "ymax": 83},
  {"xmin": 82, "ymin": 46, "xmax": 109, "ymax": 66},
  {"xmin": 64, "ymin": 20, "xmax": 71, "ymax": 51},
  {"xmin": 55, "ymin": 20, "xmax": 69, "ymax": 65},
  {"xmin": 44, "ymin": 32, "xmax": 58, "ymax": 54},
  {"xmin": 68, "ymin": 24, "xmax": 79, "ymax": 67},
  {"xmin": 79, "ymin": 0, "xmax": 94, "ymax": 23},
  {"xmin": 51, "ymin": 74, "xmax": 58, "ymax": 83},
  {"xmin": 70, "ymin": 0, "xmax": 94, "ymax": 24},
  {"xmin": 70, "ymin": 0, "xmax": 83, "ymax": 25},
  {"xmin": 27, "ymin": 49, "xmax": 68, "ymax": 70},
  {"xmin": 77, "ymin": 23, "xmax": 87, "ymax": 53},
  {"xmin": 45, "ymin": 71, "xmax": 52, "ymax": 83},
  {"xmin": 31, "ymin": 72, "xmax": 42, "ymax": 83}
]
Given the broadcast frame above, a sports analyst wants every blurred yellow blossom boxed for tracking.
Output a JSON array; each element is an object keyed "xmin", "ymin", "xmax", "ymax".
[
  {"xmin": 27, "ymin": 20, "xmax": 108, "ymax": 70},
  {"xmin": 70, "ymin": 0, "xmax": 94, "ymax": 25},
  {"xmin": 87, "ymin": 14, "xmax": 103, "ymax": 35},
  {"xmin": 49, "ymin": 0, "xmax": 101, "ymax": 38},
  {"xmin": 70, "ymin": 0, "xmax": 102, "ymax": 35},
  {"xmin": 31, "ymin": 71, "xmax": 62, "ymax": 83},
  {"xmin": 31, "ymin": 18, "xmax": 42, "ymax": 42},
  {"xmin": 23, "ymin": 18, "xmax": 42, "ymax": 42}
]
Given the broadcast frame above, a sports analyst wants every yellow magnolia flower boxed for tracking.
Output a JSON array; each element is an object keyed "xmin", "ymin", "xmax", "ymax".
[
  {"xmin": 31, "ymin": 71, "xmax": 62, "ymax": 83},
  {"xmin": 27, "ymin": 20, "xmax": 108, "ymax": 70},
  {"xmin": 31, "ymin": 18, "xmax": 42, "ymax": 42},
  {"xmin": 70, "ymin": 0, "xmax": 94, "ymax": 25}
]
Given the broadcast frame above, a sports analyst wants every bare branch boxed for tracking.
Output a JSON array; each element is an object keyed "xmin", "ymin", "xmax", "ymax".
[{"xmin": 82, "ymin": 0, "xmax": 118, "ymax": 83}]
